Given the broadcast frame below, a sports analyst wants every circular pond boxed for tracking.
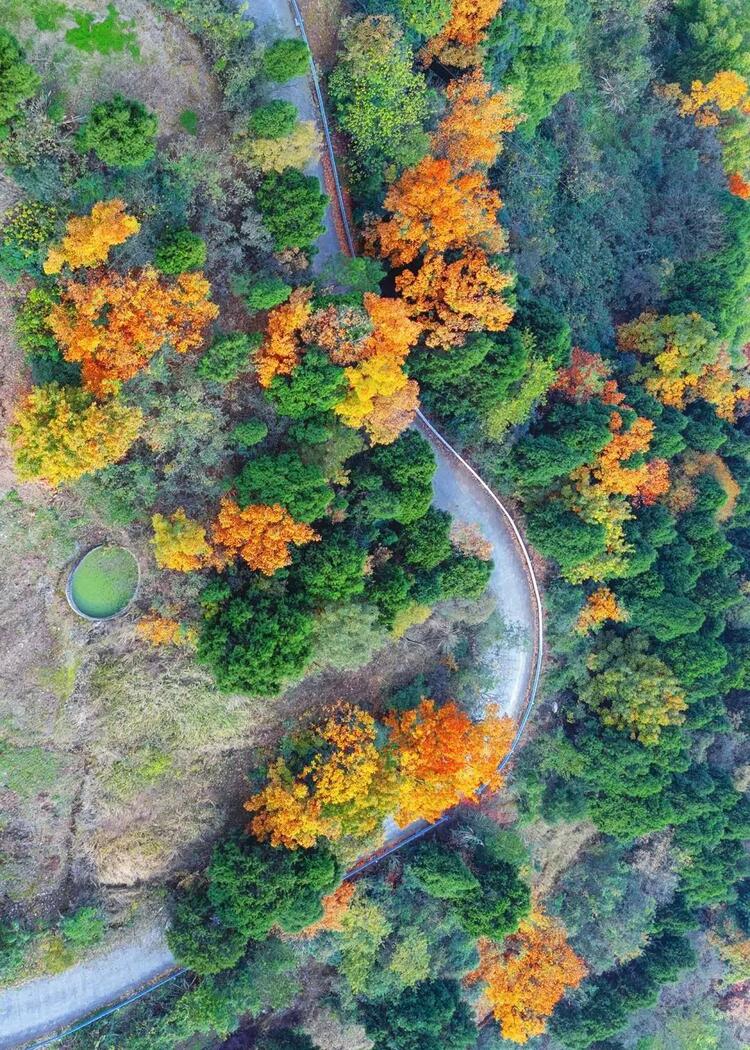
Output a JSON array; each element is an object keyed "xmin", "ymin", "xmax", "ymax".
[{"xmin": 67, "ymin": 546, "xmax": 139, "ymax": 620}]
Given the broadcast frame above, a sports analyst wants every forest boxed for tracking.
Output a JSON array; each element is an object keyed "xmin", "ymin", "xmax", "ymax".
[{"xmin": 0, "ymin": 0, "xmax": 749, "ymax": 1048}]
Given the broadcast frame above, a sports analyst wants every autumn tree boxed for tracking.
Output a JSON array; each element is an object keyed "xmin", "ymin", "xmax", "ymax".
[
  {"xmin": 580, "ymin": 632, "xmax": 687, "ymax": 745},
  {"xmin": 396, "ymin": 249, "xmax": 515, "ymax": 348},
  {"xmin": 466, "ymin": 910, "xmax": 587, "ymax": 1044},
  {"xmin": 10, "ymin": 383, "xmax": 142, "ymax": 486},
  {"xmin": 385, "ymin": 699, "xmax": 515, "ymax": 825},
  {"xmin": 151, "ymin": 508, "xmax": 213, "ymax": 572},
  {"xmin": 211, "ymin": 497, "xmax": 319, "ymax": 576},
  {"xmin": 255, "ymin": 288, "xmax": 313, "ymax": 387},
  {"xmin": 575, "ymin": 587, "xmax": 628, "ymax": 635},
  {"xmin": 136, "ymin": 614, "xmax": 196, "ymax": 647},
  {"xmin": 617, "ymin": 311, "xmax": 749, "ymax": 419},
  {"xmin": 245, "ymin": 703, "xmax": 399, "ymax": 848},
  {"xmin": 48, "ymin": 267, "xmax": 218, "ymax": 396},
  {"xmin": 431, "ymin": 71, "xmax": 520, "ymax": 171},
  {"xmin": 420, "ymin": 0, "xmax": 503, "ymax": 69},
  {"xmin": 367, "ymin": 157, "xmax": 506, "ymax": 267},
  {"xmin": 673, "ymin": 69, "xmax": 749, "ymax": 125},
  {"xmin": 335, "ymin": 355, "xmax": 420, "ymax": 443},
  {"xmin": 552, "ymin": 347, "xmax": 624, "ymax": 405},
  {"xmin": 43, "ymin": 199, "xmax": 140, "ymax": 274},
  {"xmin": 300, "ymin": 881, "xmax": 355, "ymax": 937}
]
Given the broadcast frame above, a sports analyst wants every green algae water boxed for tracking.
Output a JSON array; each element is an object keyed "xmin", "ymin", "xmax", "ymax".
[{"xmin": 69, "ymin": 546, "xmax": 139, "ymax": 619}]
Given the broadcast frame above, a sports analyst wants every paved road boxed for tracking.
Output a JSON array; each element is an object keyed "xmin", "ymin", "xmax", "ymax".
[
  {"xmin": 249, "ymin": 0, "xmax": 341, "ymax": 269},
  {"xmin": 0, "ymin": 0, "xmax": 542, "ymax": 1044},
  {"xmin": 0, "ymin": 926, "xmax": 173, "ymax": 1049}
]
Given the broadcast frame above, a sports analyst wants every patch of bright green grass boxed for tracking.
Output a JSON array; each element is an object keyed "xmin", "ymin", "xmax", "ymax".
[
  {"xmin": 179, "ymin": 109, "xmax": 198, "ymax": 135},
  {"xmin": 30, "ymin": 0, "xmax": 70, "ymax": 31},
  {"xmin": 69, "ymin": 546, "xmax": 138, "ymax": 619},
  {"xmin": 0, "ymin": 741, "xmax": 60, "ymax": 799},
  {"xmin": 65, "ymin": 3, "xmax": 139, "ymax": 57}
]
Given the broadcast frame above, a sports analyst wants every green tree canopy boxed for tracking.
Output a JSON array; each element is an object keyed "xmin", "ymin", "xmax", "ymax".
[
  {"xmin": 76, "ymin": 94, "xmax": 158, "ymax": 167},
  {"xmin": 257, "ymin": 169, "xmax": 328, "ymax": 251},
  {"xmin": 0, "ymin": 30, "xmax": 39, "ymax": 127}
]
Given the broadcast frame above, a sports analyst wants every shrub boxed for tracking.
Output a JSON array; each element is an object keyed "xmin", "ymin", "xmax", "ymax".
[
  {"xmin": 235, "ymin": 273, "xmax": 292, "ymax": 312},
  {"xmin": 196, "ymin": 332, "xmax": 261, "ymax": 382},
  {"xmin": 230, "ymin": 418, "xmax": 268, "ymax": 447},
  {"xmin": 262, "ymin": 38, "xmax": 310, "ymax": 83},
  {"xmin": 76, "ymin": 94, "xmax": 158, "ymax": 168},
  {"xmin": 179, "ymin": 109, "xmax": 198, "ymax": 135},
  {"xmin": 0, "ymin": 29, "xmax": 40, "ymax": 127},
  {"xmin": 256, "ymin": 169, "xmax": 328, "ymax": 251},
  {"xmin": 15, "ymin": 285, "xmax": 60, "ymax": 357},
  {"xmin": 0, "ymin": 921, "xmax": 32, "ymax": 983},
  {"xmin": 154, "ymin": 229, "xmax": 207, "ymax": 274},
  {"xmin": 248, "ymin": 99, "xmax": 297, "ymax": 139},
  {"xmin": 60, "ymin": 906, "xmax": 105, "ymax": 949}
]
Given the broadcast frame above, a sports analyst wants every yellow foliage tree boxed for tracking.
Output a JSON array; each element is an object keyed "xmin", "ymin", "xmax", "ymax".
[
  {"xmin": 245, "ymin": 703, "xmax": 399, "ymax": 848},
  {"xmin": 151, "ymin": 508, "xmax": 214, "ymax": 571},
  {"xmin": 10, "ymin": 383, "xmax": 142, "ymax": 487},
  {"xmin": 396, "ymin": 248, "xmax": 515, "ymax": 348},
  {"xmin": 136, "ymin": 614, "xmax": 196, "ymax": 647},
  {"xmin": 575, "ymin": 587, "xmax": 628, "ymax": 635},
  {"xmin": 237, "ymin": 121, "xmax": 320, "ymax": 173},
  {"xmin": 44, "ymin": 199, "xmax": 140, "ymax": 274}
]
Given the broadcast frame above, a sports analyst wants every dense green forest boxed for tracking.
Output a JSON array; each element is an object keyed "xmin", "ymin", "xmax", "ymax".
[{"xmin": 0, "ymin": 0, "xmax": 749, "ymax": 1048}]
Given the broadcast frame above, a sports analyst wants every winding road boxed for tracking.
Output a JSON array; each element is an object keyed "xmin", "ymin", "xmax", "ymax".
[{"xmin": 0, "ymin": 1, "xmax": 543, "ymax": 1045}]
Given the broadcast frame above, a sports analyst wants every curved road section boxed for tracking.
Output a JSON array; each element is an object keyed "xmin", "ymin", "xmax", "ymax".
[{"xmin": 0, "ymin": 0, "xmax": 543, "ymax": 1045}]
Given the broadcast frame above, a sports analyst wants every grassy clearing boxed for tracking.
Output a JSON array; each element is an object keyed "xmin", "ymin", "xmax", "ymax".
[
  {"xmin": 0, "ymin": 740, "xmax": 61, "ymax": 799},
  {"xmin": 69, "ymin": 546, "xmax": 138, "ymax": 618}
]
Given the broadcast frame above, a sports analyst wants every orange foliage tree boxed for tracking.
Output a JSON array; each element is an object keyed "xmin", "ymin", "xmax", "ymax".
[
  {"xmin": 396, "ymin": 248, "xmax": 514, "ymax": 348},
  {"xmin": 385, "ymin": 699, "xmax": 515, "ymax": 825},
  {"xmin": 44, "ymin": 199, "xmax": 140, "ymax": 274},
  {"xmin": 255, "ymin": 288, "xmax": 313, "ymax": 387},
  {"xmin": 728, "ymin": 171, "xmax": 750, "ymax": 198},
  {"xmin": 245, "ymin": 703, "xmax": 399, "ymax": 848},
  {"xmin": 300, "ymin": 882, "xmax": 356, "ymax": 937},
  {"xmin": 431, "ymin": 71, "xmax": 521, "ymax": 171},
  {"xmin": 136, "ymin": 614, "xmax": 196, "ymax": 647},
  {"xmin": 151, "ymin": 508, "xmax": 214, "ymax": 571},
  {"xmin": 466, "ymin": 910, "xmax": 587, "ymax": 1044},
  {"xmin": 552, "ymin": 348, "xmax": 624, "ymax": 405},
  {"xmin": 575, "ymin": 587, "xmax": 628, "ymax": 635},
  {"xmin": 421, "ymin": 0, "xmax": 503, "ymax": 69},
  {"xmin": 211, "ymin": 496, "xmax": 319, "ymax": 575},
  {"xmin": 48, "ymin": 267, "xmax": 218, "ymax": 397},
  {"xmin": 366, "ymin": 157, "xmax": 506, "ymax": 267}
]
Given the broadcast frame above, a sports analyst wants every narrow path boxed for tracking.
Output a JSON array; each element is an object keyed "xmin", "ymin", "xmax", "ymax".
[{"xmin": 0, "ymin": 1, "xmax": 544, "ymax": 1045}]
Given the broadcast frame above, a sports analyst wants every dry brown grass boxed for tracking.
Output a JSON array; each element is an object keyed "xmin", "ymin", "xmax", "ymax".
[{"xmin": 4, "ymin": 0, "xmax": 224, "ymax": 145}]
